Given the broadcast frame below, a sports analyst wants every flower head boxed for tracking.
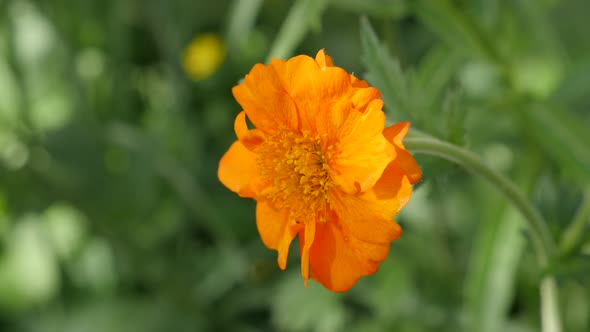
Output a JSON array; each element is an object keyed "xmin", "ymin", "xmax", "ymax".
[
  {"xmin": 182, "ymin": 33, "xmax": 225, "ymax": 80},
  {"xmin": 218, "ymin": 50, "xmax": 421, "ymax": 292}
]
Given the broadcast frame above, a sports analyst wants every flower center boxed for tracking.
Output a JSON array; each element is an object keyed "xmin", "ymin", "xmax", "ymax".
[{"xmin": 258, "ymin": 128, "xmax": 333, "ymax": 223}]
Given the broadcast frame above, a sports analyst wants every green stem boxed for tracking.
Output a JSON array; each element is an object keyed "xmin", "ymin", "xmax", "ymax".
[
  {"xmin": 265, "ymin": 0, "xmax": 328, "ymax": 62},
  {"xmin": 541, "ymin": 278, "xmax": 562, "ymax": 332},
  {"xmin": 225, "ymin": 0, "xmax": 263, "ymax": 52},
  {"xmin": 404, "ymin": 133, "xmax": 561, "ymax": 332},
  {"xmin": 560, "ymin": 186, "xmax": 590, "ymax": 256}
]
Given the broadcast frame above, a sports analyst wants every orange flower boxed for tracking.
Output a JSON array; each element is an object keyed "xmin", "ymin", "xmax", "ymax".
[{"xmin": 218, "ymin": 50, "xmax": 421, "ymax": 292}]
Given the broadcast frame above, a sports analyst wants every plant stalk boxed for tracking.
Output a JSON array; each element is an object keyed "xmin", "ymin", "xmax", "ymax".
[{"xmin": 404, "ymin": 133, "xmax": 562, "ymax": 332}]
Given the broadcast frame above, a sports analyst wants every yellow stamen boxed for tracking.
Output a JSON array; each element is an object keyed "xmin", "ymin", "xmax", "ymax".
[{"xmin": 258, "ymin": 128, "xmax": 333, "ymax": 224}]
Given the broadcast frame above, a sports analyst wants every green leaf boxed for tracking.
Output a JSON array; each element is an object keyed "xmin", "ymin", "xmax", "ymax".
[
  {"xmin": 411, "ymin": 0, "xmax": 505, "ymax": 68},
  {"xmin": 560, "ymin": 186, "xmax": 590, "ymax": 257},
  {"xmin": 441, "ymin": 89, "xmax": 467, "ymax": 146},
  {"xmin": 225, "ymin": 0, "xmax": 264, "ymax": 53},
  {"xmin": 464, "ymin": 159, "xmax": 540, "ymax": 332},
  {"xmin": 465, "ymin": 202, "xmax": 527, "ymax": 332},
  {"xmin": 359, "ymin": 17, "xmax": 412, "ymax": 121},
  {"xmin": 415, "ymin": 45, "xmax": 465, "ymax": 106},
  {"xmin": 360, "ymin": 17, "xmax": 467, "ymax": 142}
]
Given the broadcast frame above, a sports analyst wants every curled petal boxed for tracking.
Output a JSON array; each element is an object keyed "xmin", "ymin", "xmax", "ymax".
[
  {"xmin": 234, "ymin": 111, "xmax": 265, "ymax": 150},
  {"xmin": 393, "ymin": 149, "xmax": 422, "ymax": 185},
  {"xmin": 350, "ymin": 86, "xmax": 381, "ymax": 112},
  {"xmin": 315, "ymin": 49, "xmax": 334, "ymax": 68},
  {"xmin": 218, "ymin": 141, "xmax": 264, "ymax": 198},
  {"xmin": 256, "ymin": 201, "xmax": 302, "ymax": 269},
  {"xmin": 232, "ymin": 63, "xmax": 299, "ymax": 133},
  {"xmin": 308, "ymin": 217, "xmax": 391, "ymax": 292},
  {"xmin": 383, "ymin": 121, "xmax": 410, "ymax": 147},
  {"xmin": 300, "ymin": 221, "xmax": 316, "ymax": 287},
  {"xmin": 383, "ymin": 122, "xmax": 422, "ymax": 184}
]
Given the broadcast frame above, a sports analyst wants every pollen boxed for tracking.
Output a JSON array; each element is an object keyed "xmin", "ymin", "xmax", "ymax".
[{"xmin": 258, "ymin": 128, "xmax": 334, "ymax": 223}]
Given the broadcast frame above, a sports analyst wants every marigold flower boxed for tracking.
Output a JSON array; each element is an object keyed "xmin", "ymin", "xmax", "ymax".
[{"xmin": 218, "ymin": 50, "xmax": 421, "ymax": 292}]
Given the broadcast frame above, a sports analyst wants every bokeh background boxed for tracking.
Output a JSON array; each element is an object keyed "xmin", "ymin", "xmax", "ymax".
[{"xmin": 0, "ymin": 0, "xmax": 589, "ymax": 331}]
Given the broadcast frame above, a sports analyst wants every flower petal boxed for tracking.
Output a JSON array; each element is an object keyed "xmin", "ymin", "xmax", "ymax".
[
  {"xmin": 256, "ymin": 201, "xmax": 302, "ymax": 269},
  {"xmin": 308, "ymin": 217, "xmax": 391, "ymax": 292},
  {"xmin": 314, "ymin": 49, "xmax": 334, "ymax": 68},
  {"xmin": 330, "ymin": 99, "xmax": 394, "ymax": 193},
  {"xmin": 350, "ymin": 75, "xmax": 369, "ymax": 88},
  {"xmin": 350, "ymin": 86, "xmax": 381, "ymax": 112},
  {"xmin": 272, "ymin": 54, "xmax": 353, "ymax": 133},
  {"xmin": 383, "ymin": 121, "xmax": 409, "ymax": 147},
  {"xmin": 218, "ymin": 140, "xmax": 263, "ymax": 198},
  {"xmin": 315, "ymin": 98, "xmax": 352, "ymax": 145},
  {"xmin": 330, "ymin": 164, "xmax": 406, "ymax": 244},
  {"xmin": 300, "ymin": 220, "xmax": 316, "ymax": 287},
  {"xmin": 234, "ymin": 111, "xmax": 265, "ymax": 150},
  {"xmin": 383, "ymin": 122, "xmax": 422, "ymax": 184},
  {"xmin": 369, "ymin": 162, "xmax": 414, "ymax": 212},
  {"xmin": 232, "ymin": 63, "xmax": 299, "ymax": 133},
  {"xmin": 393, "ymin": 148, "xmax": 422, "ymax": 185}
]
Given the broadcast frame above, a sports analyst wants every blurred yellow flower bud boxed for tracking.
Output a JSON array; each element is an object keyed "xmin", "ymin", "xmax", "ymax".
[{"xmin": 182, "ymin": 34, "xmax": 225, "ymax": 80}]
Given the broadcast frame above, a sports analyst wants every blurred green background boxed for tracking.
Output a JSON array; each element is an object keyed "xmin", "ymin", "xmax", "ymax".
[{"xmin": 0, "ymin": 0, "xmax": 589, "ymax": 331}]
